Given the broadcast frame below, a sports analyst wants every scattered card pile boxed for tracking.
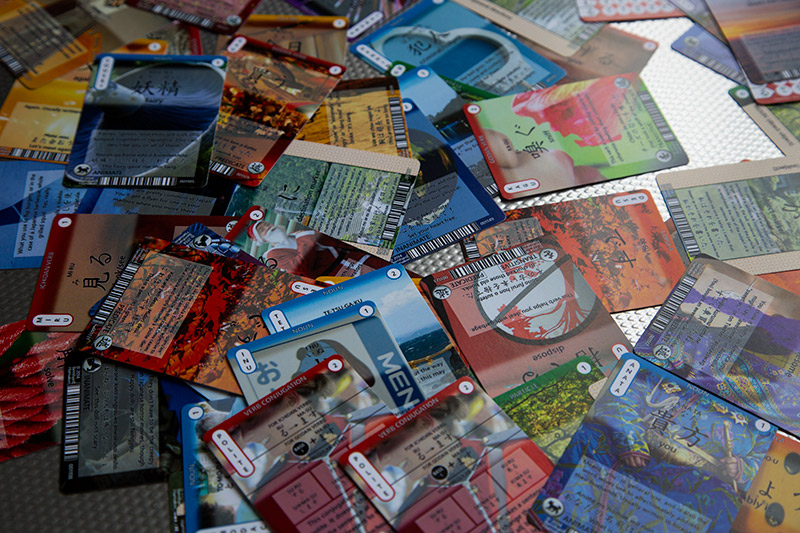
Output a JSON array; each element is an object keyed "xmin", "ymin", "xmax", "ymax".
[{"xmin": 2, "ymin": 1, "xmax": 800, "ymax": 532}]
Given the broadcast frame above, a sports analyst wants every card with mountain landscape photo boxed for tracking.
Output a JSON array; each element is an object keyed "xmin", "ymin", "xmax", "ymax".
[
  {"xmin": 529, "ymin": 354, "xmax": 777, "ymax": 532},
  {"xmin": 452, "ymin": 0, "xmax": 602, "ymax": 57},
  {"xmin": 71, "ymin": 239, "xmax": 320, "ymax": 393},
  {"xmin": 297, "ymin": 77, "xmax": 411, "ymax": 157},
  {"xmin": 465, "ymin": 73, "xmax": 687, "ymax": 200},
  {"xmin": 494, "ymin": 356, "xmax": 606, "ymax": 464},
  {"xmin": 658, "ymin": 157, "xmax": 800, "ymax": 274},
  {"xmin": 224, "ymin": 141, "xmax": 419, "ymax": 261},
  {"xmin": 210, "ymin": 35, "xmax": 344, "ymax": 186},
  {"xmin": 635, "ymin": 255, "xmax": 800, "ymax": 436},
  {"xmin": 390, "ymin": 100, "xmax": 504, "ymax": 264},
  {"xmin": 341, "ymin": 376, "xmax": 554, "ymax": 532},
  {"xmin": 213, "ymin": 14, "xmax": 348, "ymax": 65},
  {"xmin": 204, "ymin": 355, "xmax": 395, "ymax": 533},
  {"xmin": 730, "ymin": 85, "xmax": 800, "ymax": 157},
  {"xmin": 263, "ymin": 265, "xmax": 469, "ymax": 397},
  {"xmin": 421, "ymin": 237, "xmax": 630, "ymax": 398},
  {"xmin": 459, "ymin": 190, "xmax": 685, "ymax": 312},
  {"xmin": 230, "ymin": 302, "xmax": 425, "ymax": 413},
  {"xmin": 393, "ymin": 64, "xmax": 497, "ymax": 195},
  {"xmin": 351, "ymin": 0, "xmax": 565, "ymax": 95}
]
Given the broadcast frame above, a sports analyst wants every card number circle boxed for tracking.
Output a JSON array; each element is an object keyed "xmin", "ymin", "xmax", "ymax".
[
  {"xmin": 458, "ymin": 381, "xmax": 474, "ymax": 394},
  {"xmin": 58, "ymin": 217, "xmax": 72, "ymax": 228},
  {"xmin": 250, "ymin": 209, "xmax": 264, "ymax": 221},
  {"xmin": 467, "ymin": 104, "xmax": 481, "ymax": 114},
  {"xmin": 328, "ymin": 358, "xmax": 344, "ymax": 372},
  {"xmin": 577, "ymin": 362, "xmax": 592, "ymax": 375},
  {"xmin": 387, "ymin": 268, "xmax": 402, "ymax": 279},
  {"xmin": 188, "ymin": 406, "xmax": 204, "ymax": 420},
  {"xmin": 359, "ymin": 305, "xmax": 374, "ymax": 317}
]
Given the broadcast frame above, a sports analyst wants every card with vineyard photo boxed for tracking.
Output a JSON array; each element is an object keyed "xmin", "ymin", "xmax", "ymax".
[
  {"xmin": 420, "ymin": 237, "xmax": 630, "ymax": 397},
  {"xmin": 210, "ymin": 35, "xmax": 344, "ymax": 186},
  {"xmin": 494, "ymin": 356, "xmax": 606, "ymax": 464},
  {"xmin": 459, "ymin": 190, "xmax": 685, "ymax": 312}
]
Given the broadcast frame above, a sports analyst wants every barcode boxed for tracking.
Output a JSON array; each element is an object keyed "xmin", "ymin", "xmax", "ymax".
[
  {"xmin": 91, "ymin": 259, "xmax": 143, "ymax": 326},
  {"xmin": 8, "ymin": 148, "xmax": 68, "ymax": 162},
  {"xmin": 639, "ymin": 92, "xmax": 676, "ymax": 143},
  {"xmin": 779, "ymin": 68, "xmax": 800, "ymax": 80},
  {"xmin": 0, "ymin": 44, "xmax": 23, "ymax": 75},
  {"xmin": 449, "ymin": 246, "xmax": 527, "ymax": 279},
  {"xmin": 405, "ymin": 223, "xmax": 481, "ymax": 260},
  {"xmin": 485, "ymin": 182, "xmax": 499, "ymax": 196},
  {"xmin": 462, "ymin": 238, "xmax": 480, "ymax": 260},
  {"xmin": 62, "ymin": 383, "xmax": 81, "ymax": 462},
  {"xmin": 210, "ymin": 161, "xmax": 236, "ymax": 176},
  {"xmin": 381, "ymin": 179, "xmax": 413, "ymax": 241},
  {"xmin": 650, "ymin": 273, "xmax": 698, "ymax": 334},
  {"xmin": 665, "ymin": 193, "xmax": 701, "ymax": 257},
  {"xmin": 693, "ymin": 53, "xmax": 745, "ymax": 84},
  {"xmin": 151, "ymin": 4, "xmax": 213, "ymax": 28},
  {"xmin": 575, "ymin": 22, "xmax": 602, "ymax": 43},
  {"xmin": 98, "ymin": 176, "xmax": 178, "ymax": 187},
  {"xmin": 388, "ymin": 96, "xmax": 409, "ymax": 151}
]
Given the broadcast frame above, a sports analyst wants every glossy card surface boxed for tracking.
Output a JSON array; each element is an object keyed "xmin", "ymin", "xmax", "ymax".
[
  {"xmin": 390, "ymin": 100, "xmax": 504, "ymax": 264},
  {"xmin": 73, "ymin": 241, "xmax": 320, "ymax": 393},
  {"xmin": 64, "ymin": 53, "xmax": 226, "ymax": 188},
  {"xmin": 494, "ymin": 356, "xmax": 606, "ymax": 464},
  {"xmin": 459, "ymin": 190, "xmax": 685, "ymax": 312},
  {"xmin": 182, "ymin": 397, "xmax": 268, "ymax": 533},
  {"xmin": 286, "ymin": 0, "xmax": 407, "ymax": 41},
  {"xmin": 452, "ymin": 0, "xmax": 602, "ymax": 57},
  {"xmin": 0, "ymin": 0, "xmax": 91, "ymax": 88},
  {"xmin": 466, "ymin": 73, "xmax": 687, "ymax": 200},
  {"xmin": 204, "ymin": 356, "xmax": 394, "ymax": 533},
  {"xmin": 225, "ymin": 206, "xmax": 394, "ymax": 278},
  {"xmin": 521, "ymin": 25, "xmax": 658, "ymax": 85},
  {"xmin": 704, "ymin": 0, "xmax": 800, "ymax": 85},
  {"xmin": 210, "ymin": 36, "xmax": 344, "ymax": 186},
  {"xmin": 672, "ymin": 24, "xmax": 746, "ymax": 84},
  {"xmin": 341, "ymin": 376, "xmax": 554, "ymax": 532},
  {"xmin": 393, "ymin": 64, "xmax": 496, "ymax": 195},
  {"xmin": 230, "ymin": 302, "xmax": 425, "ymax": 412},
  {"xmin": 215, "ymin": 14, "xmax": 349, "ymax": 65},
  {"xmin": 731, "ymin": 432, "xmax": 800, "ymax": 532},
  {"xmin": 27, "ymin": 213, "xmax": 236, "ymax": 332},
  {"xmin": 530, "ymin": 354, "xmax": 777, "ymax": 532},
  {"xmin": 0, "ymin": 38, "xmax": 168, "ymax": 164},
  {"xmin": 635, "ymin": 256, "xmax": 800, "ymax": 435},
  {"xmin": 420, "ymin": 238, "xmax": 630, "ymax": 397},
  {"xmin": 60, "ymin": 353, "xmax": 205, "ymax": 492},
  {"xmin": 576, "ymin": 0, "xmax": 680, "ymax": 21},
  {"xmin": 351, "ymin": 0, "xmax": 565, "ymax": 95},
  {"xmin": 0, "ymin": 322, "xmax": 78, "ymax": 463},
  {"xmin": 658, "ymin": 157, "xmax": 800, "ymax": 273},
  {"xmin": 263, "ymin": 265, "xmax": 468, "ymax": 397},
  {"xmin": 224, "ymin": 141, "xmax": 420, "ymax": 260},
  {"xmin": 126, "ymin": 0, "xmax": 260, "ymax": 34},
  {"xmin": 730, "ymin": 85, "xmax": 800, "ymax": 157},
  {"xmin": 297, "ymin": 77, "xmax": 411, "ymax": 157}
]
